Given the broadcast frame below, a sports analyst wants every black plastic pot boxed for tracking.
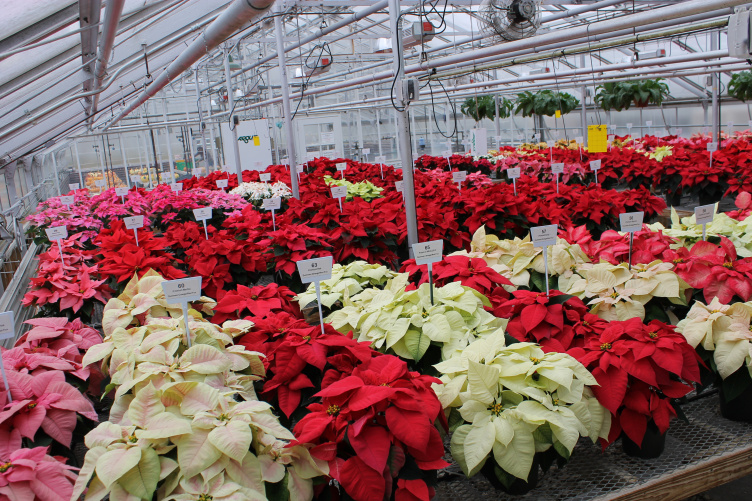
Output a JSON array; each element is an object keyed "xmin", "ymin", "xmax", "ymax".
[
  {"xmin": 481, "ymin": 457, "xmax": 539, "ymax": 495},
  {"xmin": 720, "ymin": 383, "xmax": 752, "ymax": 422},
  {"xmin": 622, "ymin": 419, "xmax": 666, "ymax": 459}
]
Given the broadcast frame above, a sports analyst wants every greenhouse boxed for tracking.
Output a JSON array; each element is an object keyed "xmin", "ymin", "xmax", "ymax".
[{"xmin": 3, "ymin": 0, "xmax": 752, "ymax": 499}]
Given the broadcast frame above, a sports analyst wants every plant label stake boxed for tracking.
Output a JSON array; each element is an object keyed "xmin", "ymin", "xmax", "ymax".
[
  {"xmin": 531, "ymin": 224, "xmax": 558, "ymax": 297},
  {"xmin": 626, "ymin": 123, "xmax": 633, "ymax": 136},
  {"xmin": 507, "ymin": 167, "xmax": 520, "ymax": 195},
  {"xmin": 60, "ymin": 195, "xmax": 74, "ymax": 207},
  {"xmin": 590, "ymin": 159, "xmax": 602, "ymax": 184},
  {"xmin": 575, "ymin": 137, "xmax": 584, "ymax": 162},
  {"xmin": 442, "ymin": 150, "xmax": 453, "ymax": 169},
  {"xmin": 162, "ymin": 277, "xmax": 203, "ymax": 347},
  {"xmin": 646, "ymin": 120, "xmax": 653, "ymax": 136},
  {"xmin": 452, "ymin": 171, "xmax": 467, "ymax": 191},
  {"xmin": 695, "ymin": 204, "xmax": 716, "ymax": 241},
  {"xmin": 296, "ymin": 256, "xmax": 334, "ymax": 334},
  {"xmin": 281, "ymin": 158, "xmax": 290, "ymax": 171},
  {"xmin": 296, "ymin": 164, "xmax": 305, "ymax": 183},
  {"xmin": 68, "ymin": 183, "xmax": 79, "ymax": 192},
  {"xmin": 336, "ymin": 162, "xmax": 347, "ymax": 179},
  {"xmin": 193, "ymin": 207, "xmax": 212, "ymax": 239},
  {"xmin": 412, "ymin": 240, "xmax": 443, "ymax": 306},
  {"xmin": 331, "ymin": 185, "xmax": 347, "ymax": 212},
  {"xmin": 707, "ymin": 142, "xmax": 717, "ymax": 168},
  {"xmin": 551, "ymin": 163, "xmax": 564, "ymax": 193},
  {"xmin": 95, "ymin": 179, "xmax": 106, "ymax": 188},
  {"xmin": 362, "ymin": 147, "xmax": 370, "ymax": 162},
  {"xmin": 45, "ymin": 226, "xmax": 68, "ymax": 266},
  {"xmin": 115, "ymin": 187, "xmax": 128, "ymax": 204},
  {"xmin": 262, "ymin": 197, "xmax": 281, "ymax": 230},
  {"xmin": 260, "ymin": 173, "xmax": 271, "ymax": 186},
  {"xmin": 124, "ymin": 215, "xmax": 144, "ymax": 246},
  {"xmin": 395, "ymin": 180, "xmax": 404, "ymax": 200},
  {"xmin": 170, "ymin": 182, "xmax": 183, "ymax": 193},
  {"xmin": 0, "ymin": 311, "xmax": 14, "ymax": 401},
  {"xmin": 376, "ymin": 155, "xmax": 386, "ymax": 179},
  {"xmin": 216, "ymin": 179, "xmax": 229, "ymax": 189},
  {"xmin": 619, "ymin": 211, "xmax": 644, "ymax": 270}
]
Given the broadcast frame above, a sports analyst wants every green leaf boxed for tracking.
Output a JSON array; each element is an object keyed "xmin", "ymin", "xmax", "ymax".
[{"xmin": 120, "ymin": 447, "xmax": 160, "ymax": 500}]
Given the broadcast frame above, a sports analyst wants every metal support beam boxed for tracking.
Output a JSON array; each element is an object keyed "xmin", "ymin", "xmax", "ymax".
[
  {"xmin": 711, "ymin": 31, "xmax": 720, "ymax": 142},
  {"xmin": 224, "ymin": 46, "xmax": 244, "ymax": 182},
  {"xmin": 89, "ymin": 0, "xmax": 127, "ymax": 119},
  {"xmin": 388, "ymin": 0, "xmax": 418, "ymax": 251},
  {"xmin": 161, "ymin": 95, "xmax": 177, "ymax": 182},
  {"xmin": 79, "ymin": 0, "xmax": 102, "ymax": 109},
  {"xmin": 274, "ymin": 8, "xmax": 300, "ymax": 199}
]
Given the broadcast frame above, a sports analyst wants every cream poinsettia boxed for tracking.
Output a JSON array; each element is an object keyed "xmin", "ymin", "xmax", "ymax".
[
  {"xmin": 295, "ymin": 260, "xmax": 398, "ymax": 309},
  {"xmin": 677, "ymin": 299, "xmax": 752, "ymax": 379},
  {"xmin": 449, "ymin": 226, "xmax": 531, "ymax": 287},
  {"xmin": 437, "ymin": 335, "xmax": 609, "ymax": 484}
]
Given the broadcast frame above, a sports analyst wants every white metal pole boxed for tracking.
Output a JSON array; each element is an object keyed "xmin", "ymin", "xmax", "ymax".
[
  {"xmin": 182, "ymin": 73, "xmax": 197, "ymax": 174},
  {"xmin": 161, "ymin": 94, "xmax": 177, "ymax": 183},
  {"xmin": 224, "ymin": 46, "xmax": 244, "ymax": 182},
  {"xmin": 73, "ymin": 141, "xmax": 84, "ymax": 186},
  {"xmin": 119, "ymin": 134, "xmax": 130, "ymax": 188},
  {"xmin": 711, "ymin": 31, "xmax": 720, "ymax": 142},
  {"xmin": 193, "ymin": 65, "xmax": 210, "ymax": 174},
  {"xmin": 388, "ymin": 0, "xmax": 418, "ymax": 249},
  {"xmin": 376, "ymin": 108, "xmax": 383, "ymax": 157},
  {"xmin": 209, "ymin": 123, "xmax": 219, "ymax": 172},
  {"xmin": 51, "ymin": 153, "xmax": 61, "ymax": 196},
  {"xmin": 274, "ymin": 8, "xmax": 300, "ymax": 198}
]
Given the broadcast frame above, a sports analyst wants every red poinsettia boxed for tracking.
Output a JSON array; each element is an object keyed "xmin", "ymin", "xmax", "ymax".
[
  {"xmin": 213, "ymin": 283, "xmax": 300, "ymax": 324},
  {"xmin": 492, "ymin": 290, "xmax": 589, "ymax": 352}
]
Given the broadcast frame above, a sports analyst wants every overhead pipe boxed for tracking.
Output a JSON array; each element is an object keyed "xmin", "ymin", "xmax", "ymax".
[
  {"xmin": 199, "ymin": 0, "xmax": 388, "ymax": 95},
  {"xmin": 227, "ymin": 0, "xmax": 738, "ymax": 116},
  {"xmin": 106, "ymin": 0, "xmax": 277, "ymax": 129},
  {"xmin": 89, "ymin": 0, "xmax": 127, "ymax": 118}
]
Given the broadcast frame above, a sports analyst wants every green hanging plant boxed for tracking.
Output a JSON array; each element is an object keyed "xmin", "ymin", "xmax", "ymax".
[
  {"xmin": 461, "ymin": 95, "xmax": 514, "ymax": 122},
  {"xmin": 728, "ymin": 70, "xmax": 752, "ymax": 102},
  {"xmin": 514, "ymin": 90, "xmax": 579, "ymax": 117},
  {"xmin": 594, "ymin": 79, "xmax": 670, "ymax": 111}
]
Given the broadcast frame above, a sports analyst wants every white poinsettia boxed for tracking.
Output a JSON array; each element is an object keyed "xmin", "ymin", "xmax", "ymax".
[
  {"xmin": 450, "ymin": 226, "xmax": 532, "ymax": 287},
  {"xmin": 230, "ymin": 181, "xmax": 292, "ymax": 201},
  {"xmin": 438, "ymin": 335, "xmax": 609, "ymax": 482},
  {"xmin": 295, "ymin": 260, "xmax": 398, "ymax": 308}
]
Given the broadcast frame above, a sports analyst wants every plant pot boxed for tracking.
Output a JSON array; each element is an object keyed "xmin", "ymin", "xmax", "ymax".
[
  {"xmin": 481, "ymin": 457, "xmax": 539, "ymax": 495},
  {"xmin": 719, "ymin": 378, "xmax": 752, "ymax": 422},
  {"xmin": 622, "ymin": 419, "xmax": 666, "ymax": 459},
  {"xmin": 698, "ymin": 191, "xmax": 716, "ymax": 206},
  {"xmin": 665, "ymin": 190, "xmax": 683, "ymax": 207}
]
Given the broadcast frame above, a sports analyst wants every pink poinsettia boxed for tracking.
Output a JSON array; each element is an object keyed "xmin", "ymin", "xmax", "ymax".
[
  {"xmin": 0, "ymin": 435, "xmax": 77, "ymax": 501},
  {"xmin": 0, "ymin": 368, "xmax": 97, "ymax": 446}
]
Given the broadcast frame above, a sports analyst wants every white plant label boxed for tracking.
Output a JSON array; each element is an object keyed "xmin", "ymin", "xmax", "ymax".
[
  {"xmin": 575, "ymin": 137, "xmax": 583, "ymax": 144},
  {"xmin": 395, "ymin": 181, "xmax": 404, "ymax": 193},
  {"xmin": 620, "ymin": 212, "xmax": 645, "ymax": 233},
  {"xmin": 626, "ymin": 123, "xmax": 633, "ymax": 129},
  {"xmin": 131, "ymin": 174, "xmax": 140, "ymax": 183},
  {"xmin": 551, "ymin": 163, "xmax": 565, "ymax": 174},
  {"xmin": 193, "ymin": 208, "xmax": 212, "ymax": 221},
  {"xmin": 69, "ymin": 183, "xmax": 80, "ymax": 191},
  {"xmin": 95, "ymin": 180, "xmax": 106, "ymax": 187},
  {"xmin": 336, "ymin": 162, "xmax": 347, "ymax": 171},
  {"xmin": 260, "ymin": 173, "xmax": 271, "ymax": 182},
  {"xmin": 507, "ymin": 167, "xmax": 521, "ymax": 179},
  {"xmin": 412, "ymin": 240, "xmax": 443, "ymax": 266},
  {"xmin": 115, "ymin": 187, "xmax": 128, "ymax": 197},
  {"xmin": 281, "ymin": 158, "xmax": 290, "ymax": 166},
  {"xmin": 297, "ymin": 165, "xmax": 306, "ymax": 174},
  {"xmin": 331, "ymin": 186, "xmax": 348, "ymax": 199},
  {"xmin": 590, "ymin": 160, "xmax": 602, "ymax": 171},
  {"xmin": 216, "ymin": 179, "xmax": 229, "ymax": 188},
  {"xmin": 695, "ymin": 204, "xmax": 716, "ymax": 225},
  {"xmin": 262, "ymin": 197, "xmax": 281, "ymax": 210},
  {"xmin": 362, "ymin": 148, "xmax": 370, "ymax": 155},
  {"xmin": 442, "ymin": 150, "xmax": 453, "ymax": 158},
  {"xmin": 375, "ymin": 155, "xmax": 386, "ymax": 163},
  {"xmin": 297, "ymin": 256, "xmax": 333, "ymax": 284},
  {"xmin": 162, "ymin": 277, "xmax": 203, "ymax": 304},
  {"xmin": 495, "ymin": 136, "xmax": 503, "ymax": 143},
  {"xmin": 531, "ymin": 224, "xmax": 558, "ymax": 248},
  {"xmin": 124, "ymin": 216, "xmax": 145, "ymax": 230},
  {"xmin": 707, "ymin": 142, "xmax": 718, "ymax": 152},
  {"xmin": 45, "ymin": 226, "xmax": 68, "ymax": 241},
  {"xmin": 452, "ymin": 171, "xmax": 468, "ymax": 183},
  {"xmin": 170, "ymin": 183, "xmax": 183, "ymax": 192},
  {"xmin": 0, "ymin": 311, "xmax": 15, "ymax": 341},
  {"xmin": 646, "ymin": 120, "xmax": 653, "ymax": 126},
  {"xmin": 60, "ymin": 195, "xmax": 74, "ymax": 206}
]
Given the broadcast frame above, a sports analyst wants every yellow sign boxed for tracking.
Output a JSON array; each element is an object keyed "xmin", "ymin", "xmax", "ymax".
[
  {"xmin": 253, "ymin": 136, "xmax": 261, "ymax": 146},
  {"xmin": 555, "ymin": 110, "xmax": 562, "ymax": 118},
  {"xmin": 588, "ymin": 125, "xmax": 608, "ymax": 153}
]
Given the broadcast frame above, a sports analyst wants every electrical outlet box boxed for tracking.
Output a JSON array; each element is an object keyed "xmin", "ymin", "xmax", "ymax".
[
  {"xmin": 397, "ymin": 78, "xmax": 420, "ymax": 104},
  {"xmin": 728, "ymin": 7, "xmax": 752, "ymax": 59},
  {"xmin": 402, "ymin": 21, "xmax": 435, "ymax": 49}
]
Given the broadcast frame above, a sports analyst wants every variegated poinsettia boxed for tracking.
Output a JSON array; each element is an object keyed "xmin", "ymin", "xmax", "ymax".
[
  {"xmin": 562, "ymin": 260, "xmax": 688, "ymax": 321},
  {"xmin": 677, "ymin": 299, "xmax": 752, "ymax": 379},
  {"xmin": 295, "ymin": 260, "xmax": 398, "ymax": 309}
]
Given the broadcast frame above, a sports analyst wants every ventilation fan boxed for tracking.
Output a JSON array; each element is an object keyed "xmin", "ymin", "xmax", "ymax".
[{"xmin": 480, "ymin": 0, "xmax": 541, "ymax": 42}]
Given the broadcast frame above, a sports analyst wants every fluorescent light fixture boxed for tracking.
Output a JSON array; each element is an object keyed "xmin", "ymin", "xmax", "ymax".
[
  {"xmin": 528, "ymin": 67, "xmax": 550, "ymax": 75},
  {"xmin": 635, "ymin": 48, "xmax": 666, "ymax": 60}
]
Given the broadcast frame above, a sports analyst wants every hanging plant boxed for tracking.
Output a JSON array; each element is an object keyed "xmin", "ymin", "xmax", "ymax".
[
  {"xmin": 461, "ymin": 95, "xmax": 514, "ymax": 121},
  {"xmin": 728, "ymin": 70, "xmax": 752, "ymax": 102},
  {"xmin": 595, "ymin": 79, "xmax": 670, "ymax": 111},
  {"xmin": 514, "ymin": 90, "xmax": 579, "ymax": 117}
]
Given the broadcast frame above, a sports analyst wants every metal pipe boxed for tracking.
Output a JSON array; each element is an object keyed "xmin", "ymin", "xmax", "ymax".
[
  {"xmin": 90, "ymin": 0, "xmax": 127, "ymax": 118},
  {"xmin": 711, "ymin": 31, "xmax": 720, "ymax": 142},
  {"xmin": 224, "ymin": 46, "xmax": 243, "ymax": 182},
  {"xmin": 73, "ymin": 141, "xmax": 84, "ymax": 187},
  {"xmin": 162, "ymin": 94, "xmax": 177, "ymax": 182},
  {"xmin": 274, "ymin": 7, "xmax": 300, "ymax": 199},
  {"xmin": 388, "ymin": 0, "xmax": 419, "ymax": 251},
  {"xmin": 200, "ymin": 0, "xmax": 389, "ymax": 95},
  {"xmin": 119, "ymin": 134, "xmax": 130, "ymax": 188},
  {"xmin": 182, "ymin": 73, "xmax": 196, "ymax": 174},
  {"xmin": 107, "ymin": 0, "xmax": 277, "ymax": 129},
  {"xmin": 193, "ymin": 66, "xmax": 210, "ymax": 174}
]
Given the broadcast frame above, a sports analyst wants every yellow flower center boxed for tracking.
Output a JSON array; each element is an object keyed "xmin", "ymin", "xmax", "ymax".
[
  {"xmin": 302, "ymin": 336, "xmax": 311, "ymax": 342},
  {"xmin": 530, "ymin": 357, "xmax": 540, "ymax": 364},
  {"xmin": 327, "ymin": 404, "xmax": 340, "ymax": 416},
  {"xmin": 218, "ymin": 414, "xmax": 229, "ymax": 421},
  {"xmin": 489, "ymin": 403, "xmax": 503, "ymax": 416},
  {"xmin": 600, "ymin": 343, "xmax": 612, "ymax": 351},
  {"xmin": 0, "ymin": 462, "xmax": 12, "ymax": 473},
  {"xmin": 648, "ymin": 332, "xmax": 658, "ymax": 339},
  {"xmin": 553, "ymin": 398, "xmax": 560, "ymax": 406},
  {"xmin": 711, "ymin": 310, "xmax": 721, "ymax": 314},
  {"xmin": 27, "ymin": 402, "xmax": 37, "ymax": 410},
  {"xmin": 198, "ymin": 495, "xmax": 213, "ymax": 501},
  {"xmin": 673, "ymin": 258, "xmax": 684, "ymax": 264},
  {"xmin": 610, "ymin": 292, "xmax": 619, "ymax": 299},
  {"xmin": 723, "ymin": 262, "xmax": 734, "ymax": 269},
  {"xmin": 422, "ymin": 311, "xmax": 429, "ymax": 318},
  {"xmin": 128, "ymin": 434, "xmax": 138, "ymax": 443}
]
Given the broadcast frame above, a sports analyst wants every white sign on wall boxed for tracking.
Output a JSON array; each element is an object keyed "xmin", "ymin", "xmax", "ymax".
[
  {"xmin": 219, "ymin": 119, "xmax": 273, "ymax": 174},
  {"xmin": 469, "ymin": 128, "xmax": 488, "ymax": 156}
]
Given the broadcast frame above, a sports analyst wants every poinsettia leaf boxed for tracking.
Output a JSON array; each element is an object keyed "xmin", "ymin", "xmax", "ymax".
[{"xmin": 348, "ymin": 425, "xmax": 391, "ymax": 474}]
